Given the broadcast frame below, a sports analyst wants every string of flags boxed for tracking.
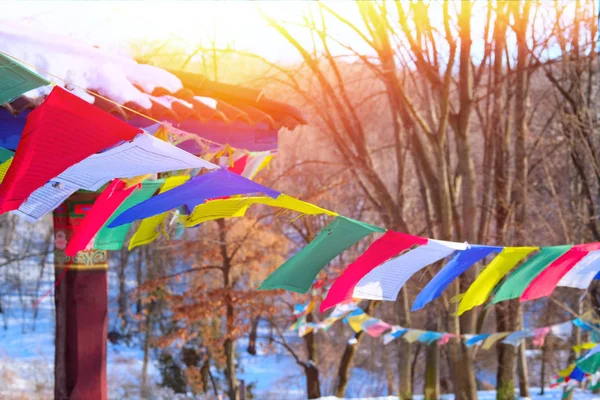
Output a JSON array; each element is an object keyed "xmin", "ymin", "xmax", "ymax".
[
  {"xmin": 2, "ymin": 47, "xmax": 600, "ymax": 368},
  {"xmin": 289, "ymin": 299, "xmax": 596, "ymax": 350}
]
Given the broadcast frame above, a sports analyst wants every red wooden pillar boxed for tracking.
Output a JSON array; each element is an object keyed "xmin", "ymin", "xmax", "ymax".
[{"xmin": 53, "ymin": 192, "xmax": 108, "ymax": 400}]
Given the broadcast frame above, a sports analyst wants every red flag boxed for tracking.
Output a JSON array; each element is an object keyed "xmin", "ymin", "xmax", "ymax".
[
  {"xmin": 0, "ymin": 87, "xmax": 140, "ymax": 212},
  {"xmin": 320, "ymin": 231, "xmax": 426, "ymax": 312},
  {"xmin": 520, "ymin": 242, "xmax": 600, "ymax": 301},
  {"xmin": 65, "ymin": 180, "xmax": 138, "ymax": 256}
]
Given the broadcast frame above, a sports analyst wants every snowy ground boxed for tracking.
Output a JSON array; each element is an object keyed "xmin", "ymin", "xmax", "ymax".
[
  {"xmin": 0, "ymin": 258, "xmax": 596, "ymax": 399},
  {"xmin": 316, "ymin": 391, "xmax": 600, "ymax": 400}
]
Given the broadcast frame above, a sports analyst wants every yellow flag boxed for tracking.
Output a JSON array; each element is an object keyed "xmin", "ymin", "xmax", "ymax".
[
  {"xmin": 481, "ymin": 332, "xmax": 510, "ymax": 350},
  {"xmin": 457, "ymin": 247, "xmax": 538, "ymax": 315},
  {"xmin": 181, "ymin": 198, "xmax": 252, "ymax": 227},
  {"xmin": 347, "ymin": 313, "xmax": 370, "ymax": 333},
  {"xmin": 122, "ymin": 174, "xmax": 153, "ymax": 189},
  {"xmin": 559, "ymin": 364, "xmax": 575, "ymax": 377},
  {"xmin": 0, "ymin": 158, "xmax": 13, "ymax": 182},
  {"xmin": 184, "ymin": 194, "xmax": 337, "ymax": 227},
  {"xmin": 402, "ymin": 329, "xmax": 427, "ymax": 343},
  {"xmin": 573, "ymin": 342, "xmax": 597, "ymax": 353},
  {"xmin": 247, "ymin": 154, "xmax": 274, "ymax": 180},
  {"xmin": 128, "ymin": 175, "xmax": 190, "ymax": 250}
]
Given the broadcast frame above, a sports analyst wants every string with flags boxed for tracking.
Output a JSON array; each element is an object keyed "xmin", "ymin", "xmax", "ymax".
[{"xmin": 3, "ymin": 48, "xmax": 600, "ymax": 376}]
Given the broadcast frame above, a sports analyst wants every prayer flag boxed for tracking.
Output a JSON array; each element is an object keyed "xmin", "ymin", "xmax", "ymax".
[
  {"xmin": 128, "ymin": 176, "xmax": 190, "ymax": 250},
  {"xmin": 481, "ymin": 332, "xmax": 510, "ymax": 350},
  {"xmin": 383, "ymin": 326, "xmax": 406, "ymax": 345},
  {"xmin": 259, "ymin": 216, "xmax": 384, "ymax": 293},
  {"xmin": 465, "ymin": 333, "xmax": 491, "ymax": 347},
  {"xmin": 0, "ymin": 87, "xmax": 140, "ymax": 213},
  {"xmin": 403, "ymin": 329, "xmax": 427, "ymax": 343},
  {"xmin": 493, "ymin": 245, "xmax": 573, "ymax": 304},
  {"xmin": 417, "ymin": 331, "xmax": 445, "ymax": 344},
  {"xmin": 502, "ymin": 330, "xmax": 533, "ymax": 346},
  {"xmin": 558, "ymin": 250, "xmax": 600, "ymax": 289},
  {"xmin": 93, "ymin": 180, "xmax": 164, "ymax": 250},
  {"xmin": 362, "ymin": 319, "xmax": 392, "ymax": 338},
  {"xmin": 321, "ymin": 231, "xmax": 427, "ymax": 312},
  {"xmin": 109, "ymin": 168, "xmax": 280, "ymax": 227},
  {"xmin": 532, "ymin": 327, "xmax": 551, "ymax": 347},
  {"xmin": 65, "ymin": 180, "xmax": 139, "ymax": 256},
  {"xmin": 521, "ymin": 243, "xmax": 600, "ymax": 301},
  {"xmin": 353, "ymin": 240, "xmax": 467, "ymax": 301},
  {"xmin": 0, "ymin": 52, "xmax": 49, "ymax": 104},
  {"xmin": 412, "ymin": 245, "xmax": 502, "ymax": 311},
  {"xmin": 457, "ymin": 247, "xmax": 537, "ymax": 315}
]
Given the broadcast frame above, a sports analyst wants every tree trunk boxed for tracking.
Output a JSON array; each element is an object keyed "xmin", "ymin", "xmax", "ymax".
[
  {"xmin": 117, "ymin": 247, "xmax": 129, "ymax": 328},
  {"xmin": 224, "ymin": 337, "xmax": 239, "ymax": 400},
  {"xmin": 424, "ymin": 343, "xmax": 440, "ymax": 400},
  {"xmin": 335, "ymin": 330, "xmax": 362, "ymax": 398},
  {"xmin": 424, "ymin": 311, "xmax": 440, "ymax": 400},
  {"xmin": 496, "ymin": 301, "xmax": 517, "ymax": 400},
  {"xmin": 517, "ymin": 308, "xmax": 530, "ymax": 397},
  {"xmin": 304, "ymin": 312, "xmax": 321, "ymax": 398},
  {"xmin": 247, "ymin": 316, "xmax": 260, "ymax": 355},
  {"xmin": 219, "ymin": 219, "xmax": 239, "ymax": 400},
  {"xmin": 141, "ymin": 305, "xmax": 152, "ymax": 398},
  {"xmin": 396, "ymin": 291, "xmax": 413, "ymax": 400},
  {"xmin": 305, "ymin": 364, "xmax": 321, "ymax": 399},
  {"xmin": 539, "ymin": 341, "xmax": 546, "ymax": 395},
  {"xmin": 511, "ymin": 3, "xmax": 532, "ymax": 398}
]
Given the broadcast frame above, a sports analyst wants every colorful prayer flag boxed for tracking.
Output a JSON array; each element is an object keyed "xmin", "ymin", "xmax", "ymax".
[
  {"xmin": 493, "ymin": 245, "xmax": 572, "ymax": 304},
  {"xmin": 259, "ymin": 216, "xmax": 384, "ymax": 293},
  {"xmin": 321, "ymin": 231, "xmax": 427, "ymax": 312},
  {"xmin": 0, "ymin": 52, "xmax": 49, "ymax": 104},
  {"xmin": 457, "ymin": 247, "xmax": 537, "ymax": 314}
]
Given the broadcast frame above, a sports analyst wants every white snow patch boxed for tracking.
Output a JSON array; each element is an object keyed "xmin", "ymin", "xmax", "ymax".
[{"xmin": 0, "ymin": 21, "xmax": 182, "ymax": 109}]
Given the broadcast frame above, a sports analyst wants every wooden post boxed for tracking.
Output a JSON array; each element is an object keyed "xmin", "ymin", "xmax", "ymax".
[{"xmin": 53, "ymin": 192, "xmax": 108, "ymax": 400}]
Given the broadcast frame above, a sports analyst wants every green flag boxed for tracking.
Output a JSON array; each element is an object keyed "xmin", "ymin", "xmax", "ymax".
[
  {"xmin": 94, "ymin": 180, "xmax": 164, "ymax": 250},
  {"xmin": 259, "ymin": 216, "xmax": 385, "ymax": 293},
  {"xmin": 493, "ymin": 245, "xmax": 572, "ymax": 303},
  {"xmin": 0, "ymin": 148, "xmax": 14, "ymax": 163},
  {"xmin": 0, "ymin": 53, "xmax": 50, "ymax": 105},
  {"xmin": 575, "ymin": 353, "xmax": 600, "ymax": 375}
]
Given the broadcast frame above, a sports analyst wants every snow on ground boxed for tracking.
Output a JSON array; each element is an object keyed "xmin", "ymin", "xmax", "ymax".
[{"xmin": 317, "ymin": 389, "xmax": 600, "ymax": 400}]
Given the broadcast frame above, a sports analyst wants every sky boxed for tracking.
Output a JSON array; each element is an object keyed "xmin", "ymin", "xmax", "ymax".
[{"xmin": 1, "ymin": 1, "xmax": 346, "ymax": 61}]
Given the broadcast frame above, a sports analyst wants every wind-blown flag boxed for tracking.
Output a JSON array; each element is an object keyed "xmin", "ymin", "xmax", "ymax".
[
  {"xmin": 521, "ymin": 243, "xmax": 600, "ymax": 301},
  {"xmin": 465, "ymin": 333, "xmax": 491, "ymax": 347},
  {"xmin": 184, "ymin": 194, "xmax": 337, "ymax": 228},
  {"xmin": 362, "ymin": 319, "xmax": 392, "ymax": 338},
  {"xmin": 0, "ymin": 86, "xmax": 140, "ymax": 213},
  {"xmin": 493, "ymin": 245, "xmax": 573, "ymax": 304},
  {"xmin": 352, "ymin": 240, "xmax": 467, "ymax": 301},
  {"xmin": 344, "ymin": 309, "xmax": 370, "ymax": 333},
  {"xmin": 533, "ymin": 327, "xmax": 551, "ymax": 347},
  {"xmin": 558, "ymin": 250, "xmax": 600, "ymax": 289},
  {"xmin": 259, "ymin": 216, "xmax": 384, "ymax": 293},
  {"xmin": 502, "ymin": 330, "xmax": 533, "ymax": 346},
  {"xmin": 481, "ymin": 333, "xmax": 510, "ymax": 350},
  {"xmin": 383, "ymin": 326, "xmax": 407, "ymax": 345},
  {"xmin": 65, "ymin": 180, "xmax": 139, "ymax": 256},
  {"xmin": 412, "ymin": 244, "xmax": 502, "ymax": 311},
  {"xmin": 456, "ymin": 247, "xmax": 537, "ymax": 315},
  {"xmin": 417, "ymin": 331, "xmax": 445, "ymax": 345},
  {"xmin": 109, "ymin": 168, "xmax": 279, "ymax": 227},
  {"xmin": 576, "ymin": 345, "xmax": 600, "ymax": 374},
  {"xmin": 128, "ymin": 175, "xmax": 190, "ymax": 250},
  {"xmin": 321, "ymin": 231, "xmax": 427, "ymax": 312},
  {"xmin": 0, "ymin": 52, "xmax": 49, "ymax": 104},
  {"xmin": 93, "ymin": 179, "xmax": 165, "ymax": 250}
]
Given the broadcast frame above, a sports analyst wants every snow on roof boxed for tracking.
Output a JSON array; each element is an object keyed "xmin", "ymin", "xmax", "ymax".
[{"xmin": 0, "ymin": 21, "xmax": 182, "ymax": 109}]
